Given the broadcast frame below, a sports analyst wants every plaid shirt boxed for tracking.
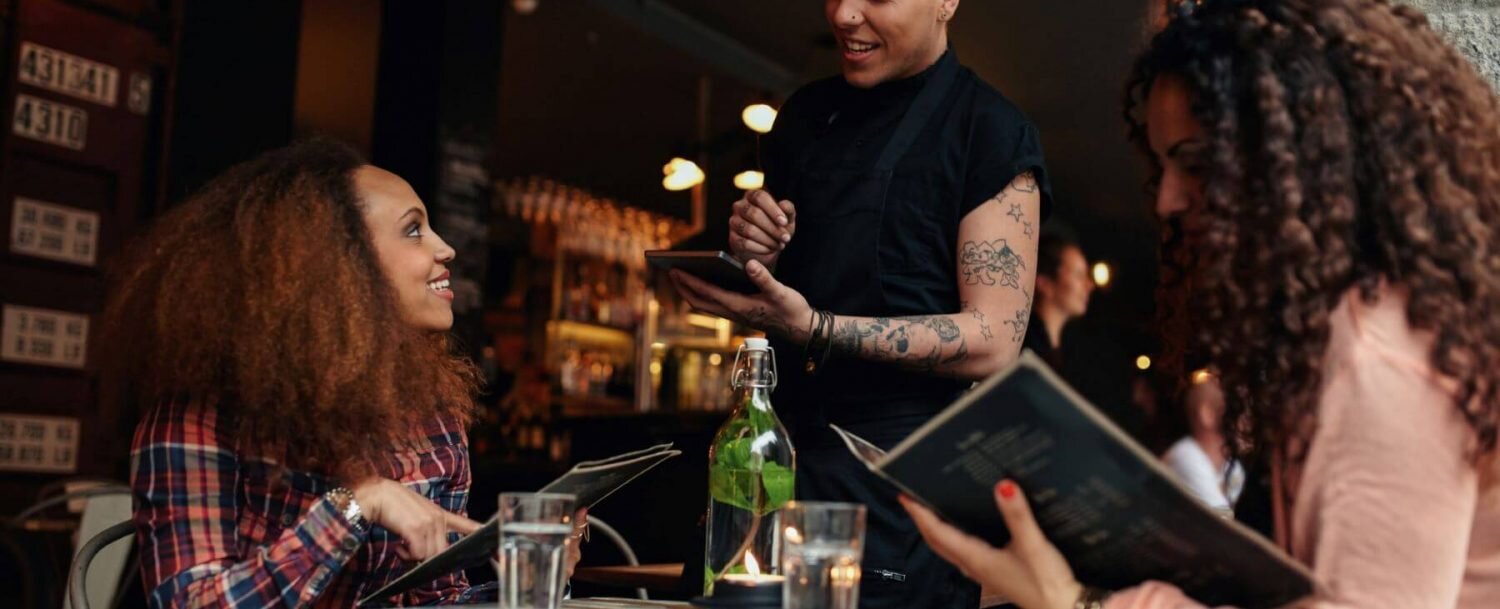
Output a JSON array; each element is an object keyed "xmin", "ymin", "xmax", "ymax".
[{"xmin": 131, "ymin": 400, "xmax": 489, "ymax": 608}]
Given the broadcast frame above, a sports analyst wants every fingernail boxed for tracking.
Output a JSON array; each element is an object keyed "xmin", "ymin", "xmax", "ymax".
[
  {"xmin": 778, "ymin": 216, "xmax": 788, "ymax": 225},
  {"xmin": 781, "ymin": 233, "xmax": 791, "ymax": 242},
  {"xmin": 998, "ymin": 480, "xmax": 1017, "ymax": 500}
]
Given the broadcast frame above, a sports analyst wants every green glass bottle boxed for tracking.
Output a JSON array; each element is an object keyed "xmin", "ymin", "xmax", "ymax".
[{"xmin": 703, "ymin": 337, "xmax": 796, "ymax": 594}]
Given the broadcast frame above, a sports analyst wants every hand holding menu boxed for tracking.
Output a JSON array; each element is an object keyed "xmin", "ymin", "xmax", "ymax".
[
  {"xmin": 358, "ymin": 443, "xmax": 682, "ymax": 606},
  {"xmin": 831, "ymin": 352, "xmax": 1316, "ymax": 609}
]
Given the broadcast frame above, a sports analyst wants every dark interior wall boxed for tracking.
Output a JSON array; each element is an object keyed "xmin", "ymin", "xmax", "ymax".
[
  {"xmin": 372, "ymin": 0, "xmax": 503, "ymax": 199},
  {"xmin": 294, "ymin": 0, "xmax": 381, "ymax": 154},
  {"xmin": 164, "ymin": 0, "xmax": 303, "ymax": 203}
]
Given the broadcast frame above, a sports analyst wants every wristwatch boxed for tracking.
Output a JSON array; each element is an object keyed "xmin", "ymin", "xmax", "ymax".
[{"xmin": 325, "ymin": 487, "xmax": 368, "ymax": 533}]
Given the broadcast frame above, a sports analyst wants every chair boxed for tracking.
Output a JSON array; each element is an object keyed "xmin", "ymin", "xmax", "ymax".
[
  {"xmin": 68, "ymin": 521, "xmax": 136, "ymax": 609},
  {"xmin": 10, "ymin": 482, "xmax": 136, "ymax": 609},
  {"xmin": 584, "ymin": 515, "xmax": 648, "ymax": 600}
]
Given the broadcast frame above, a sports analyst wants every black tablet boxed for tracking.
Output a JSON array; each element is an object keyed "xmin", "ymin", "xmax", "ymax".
[{"xmin": 645, "ymin": 250, "xmax": 758, "ymax": 294}]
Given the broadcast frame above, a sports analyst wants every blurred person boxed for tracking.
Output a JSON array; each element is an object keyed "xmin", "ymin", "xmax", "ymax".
[{"xmin": 1161, "ymin": 373, "xmax": 1243, "ymax": 514}]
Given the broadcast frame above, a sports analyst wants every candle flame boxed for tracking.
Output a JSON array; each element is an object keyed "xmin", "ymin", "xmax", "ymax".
[{"xmin": 744, "ymin": 552, "xmax": 761, "ymax": 576}]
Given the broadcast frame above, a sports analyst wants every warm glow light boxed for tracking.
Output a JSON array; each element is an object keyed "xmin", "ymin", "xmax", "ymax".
[
  {"xmin": 744, "ymin": 552, "xmax": 761, "ymax": 576},
  {"xmin": 734, "ymin": 170, "xmax": 765, "ymax": 191},
  {"xmin": 662, "ymin": 157, "xmax": 705, "ymax": 191},
  {"xmin": 1191, "ymin": 368, "xmax": 1213, "ymax": 385},
  {"xmin": 742, "ymin": 104, "xmax": 778, "ymax": 134},
  {"xmin": 1092, "ymin": 262, "xmax": 1112, "ymax": 288},
  {"xmin": 783, "ymin": 526, "xmax": 803, "ymax": 545},
  {"xmin": 708, "ymin": 353, "xmax": 723, "ymax": 366},
  {"xmin": 649, "ymin": 361, "xmax": 662, "ymax": 375},
  {"xmin": 687, "ymin": 313, "xmax": 722, "ymax": 330},
  {"xmin": 1136, "ymin": 355, "xmax": 1152, "ymax": 371}
]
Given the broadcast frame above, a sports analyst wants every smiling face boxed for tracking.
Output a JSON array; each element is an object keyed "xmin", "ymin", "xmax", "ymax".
[
  {"xmin": 355, "ymin": 165, "xmax": 457, "ymax": 332},
  {"xmin": 824, "ymin": 0, "xmax": 954, "ymax": 89}
]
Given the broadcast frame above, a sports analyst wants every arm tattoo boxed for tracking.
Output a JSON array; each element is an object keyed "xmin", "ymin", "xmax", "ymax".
[
  {"xmin": 746, "ymin": 306, "xmax": 796, "ymax": 342},
  {"xmin": 1023, "ymin": 220, "xmax": 1034, "ymax": 240},
  {"xmin": 831, "ymin": 314, "xmax": 968, "ymax": 373},
  {"xmin": 960, "ymin": 239, "xmax": 1026, "ymax": 289},
  {"xmin": 1002, "ymin": 290, "xmax": 1032, "ymax": 343},
  {"xmin": 1012, "ymin": 171, "xmax": 1039, "ymax": 193},
  {"xmin": 991, "ymin": 170, "xmax": 1038, "ymax": 218},
  {"xmin": 962, "ymin": 300, "xmax": 993, "ymax": 342}
]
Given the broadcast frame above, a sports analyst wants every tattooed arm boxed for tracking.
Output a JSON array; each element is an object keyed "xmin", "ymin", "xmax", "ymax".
[
  {"xmin": 668, "ymin": 173, "xmax": 1040, "ymax": 382},
  {"xmin": 823, "ymin": 172, "xmax": 1041, "ymax": 381}
]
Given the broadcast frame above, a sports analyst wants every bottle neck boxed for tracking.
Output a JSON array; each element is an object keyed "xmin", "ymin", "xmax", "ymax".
[{"xmin": 737, "ymin": 349, "xmax": 775, "ymax": 410}]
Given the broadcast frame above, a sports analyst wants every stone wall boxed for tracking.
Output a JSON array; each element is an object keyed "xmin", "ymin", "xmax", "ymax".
[{"xmin": 1403, "ymin": 0, "xmax": 1500, "ymax": 86}]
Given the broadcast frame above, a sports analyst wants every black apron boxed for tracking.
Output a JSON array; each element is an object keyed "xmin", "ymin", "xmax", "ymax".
[{"xmin": 769, "ymin": 53, "xmax": 978, "ymax": 609}]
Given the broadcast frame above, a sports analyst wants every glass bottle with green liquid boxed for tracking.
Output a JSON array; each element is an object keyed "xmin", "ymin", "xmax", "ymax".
[{"xmin": 703, "ymin": 337, "xmax": 796, "ymax": 594}]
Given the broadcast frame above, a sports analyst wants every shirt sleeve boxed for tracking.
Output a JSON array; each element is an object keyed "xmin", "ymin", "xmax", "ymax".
[
  {"xmin": 961, "ymin": 115, "xmax": 1051, "ymax": 222},
  {"xmin": 131, "ymin": 401, "xmax": 368, "ymax": 608},
  {"xmin": 402, "ymin": 430, "xmax": 475, "ymax": 605},
  {"xmin": 1161, "ymin": 440, "xmax": 1233, "ymax": 513}
]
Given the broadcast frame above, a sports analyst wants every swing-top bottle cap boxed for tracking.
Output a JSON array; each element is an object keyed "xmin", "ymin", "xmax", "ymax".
[{"xmin": 743, "ymin": 337, "xmax": 770, "ymax": 350}]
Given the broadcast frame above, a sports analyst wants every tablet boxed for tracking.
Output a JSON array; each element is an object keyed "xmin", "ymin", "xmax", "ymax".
[{"xmin": 645, "ymin": 250, "xmax": 758, "ymax": 294}]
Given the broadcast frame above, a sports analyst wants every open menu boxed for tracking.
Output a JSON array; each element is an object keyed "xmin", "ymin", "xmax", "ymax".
[
  {"xmin": 831, "ymin": 352, "xmax": 1316, "ymax": 609},
  {"xmin": 358, "ymin": 443, "xmax": 681, "ymax": 606}
]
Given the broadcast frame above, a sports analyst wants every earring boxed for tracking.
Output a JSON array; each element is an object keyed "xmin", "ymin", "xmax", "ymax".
[{"xmin": 939, "ymin": 10, "xmax": 949, "ymax": 20}]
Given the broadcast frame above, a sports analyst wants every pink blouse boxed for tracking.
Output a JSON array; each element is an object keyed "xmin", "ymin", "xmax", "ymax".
[{"xmin": 1108, "ymin": 288, "xmax": 1500, "ymax": 609}]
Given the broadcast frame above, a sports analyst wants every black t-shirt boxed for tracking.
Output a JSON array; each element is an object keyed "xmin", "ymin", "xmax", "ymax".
[
  {"xmin": 754, "ymin": 52, "xmax": 1054, "ymax": 424},
  {"xmin": 763, "ymin": 51, "xmax": 1051, "ymax": 314}
]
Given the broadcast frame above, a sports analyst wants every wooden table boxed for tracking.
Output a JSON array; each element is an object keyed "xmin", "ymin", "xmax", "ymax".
[
  {"xmin": 566, "ymin": 599, "xmax": 692, "ymax": 609},
  {"xmin": 572, "ymin": 563, "xmax": 686, "ymax": 592}
]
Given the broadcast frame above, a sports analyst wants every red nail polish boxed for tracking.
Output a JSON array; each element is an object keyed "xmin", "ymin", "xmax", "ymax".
[{"xmin": 998, "ymin": 480, "xmax": 1017, "ymax": 499}]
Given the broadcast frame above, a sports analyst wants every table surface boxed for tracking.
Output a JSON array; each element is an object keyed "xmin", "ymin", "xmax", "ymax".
[
  {"xmin": 571, "ymin": 563, "xmax": 686, "ymax": 592},
  {"xmin": 566, "ymin": 598, "xmax": 692, "ymax": 609}
]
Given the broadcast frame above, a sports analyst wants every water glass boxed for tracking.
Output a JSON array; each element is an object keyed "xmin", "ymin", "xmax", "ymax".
[
  {"xmin": 780, "ymin": 501, "xmax": 867, "ymax": 609},
  {"xmin": 496, "ymin": 492, "xmax": 576, "ymax": 609}
]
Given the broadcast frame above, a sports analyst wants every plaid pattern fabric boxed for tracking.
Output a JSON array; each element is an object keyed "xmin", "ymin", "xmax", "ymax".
[{"xmin": 131, "ymin": 400, "xmax": 484, "ymax": 608}]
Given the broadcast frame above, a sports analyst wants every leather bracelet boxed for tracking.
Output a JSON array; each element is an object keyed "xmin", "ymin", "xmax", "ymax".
[
  {"xmin": 1073, "ymin": 586, "xmax": 1111, "ymax": 609},
  {"xmin": 802, "ymin": 310, "xmax": 821, "ymax": 353},
  {"xmin": 816, "ymin": 311, "xmax": 835, "ymax": 370},
  {"xmin": 805, "ymin": 309, "xmax": 833, "ymax": 374},
  {"xmin": 804, "ymin": 310, "xmax": 826, "ymax": 373}
]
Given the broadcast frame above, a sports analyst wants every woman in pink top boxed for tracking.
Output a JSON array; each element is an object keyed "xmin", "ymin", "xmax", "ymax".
[{"xmin": 901, "ymin": 0, "xmax": 1500, "ymax": 608}]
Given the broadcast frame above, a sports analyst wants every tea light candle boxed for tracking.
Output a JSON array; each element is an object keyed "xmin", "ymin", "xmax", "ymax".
[
  {"xmin": 693, "ymin": 574, "xmax": 784, "ymax": 609},
  {"xmin": 692, "ymin": 553, "xmax": 784, "ymax": 608}
]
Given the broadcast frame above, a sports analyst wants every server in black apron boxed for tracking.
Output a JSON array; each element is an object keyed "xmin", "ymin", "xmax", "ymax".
[{"xmin": 669, "ymin": 2, "xmax": 1051, "ymax": 607}]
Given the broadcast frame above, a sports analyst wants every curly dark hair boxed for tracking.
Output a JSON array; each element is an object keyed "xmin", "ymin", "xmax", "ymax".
[
  {"xmin": 101, "ymin": 139, "xmax": 479, "ymax": 478},
  {"xmin": 1126, "ymin": 0, "xmax": 1500, "ymax": 462}
]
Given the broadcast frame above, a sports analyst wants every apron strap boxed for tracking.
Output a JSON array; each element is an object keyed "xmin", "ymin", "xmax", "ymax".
[{"xmin": 875, "ymin": 50, "xmax": 960, "ymax": 172}]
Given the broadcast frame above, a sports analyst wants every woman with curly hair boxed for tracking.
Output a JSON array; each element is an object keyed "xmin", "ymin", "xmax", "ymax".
[
  {"xmin": 900, "ymin": 0, "xmax": 1500, "ymax": 607},
  {"xmin": 105, "ymin": 140, "xmax": 583, "ymax": 607}
]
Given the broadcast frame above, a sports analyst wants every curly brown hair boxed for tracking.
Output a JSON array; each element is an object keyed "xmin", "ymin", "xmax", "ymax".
[
  {"xmin": 1126, "ymin": 0, "xmax": 1500, "ymax": 462},
  {"xmin": 101, "ymin": 139, "xmax": 479, "ymax": 478}
]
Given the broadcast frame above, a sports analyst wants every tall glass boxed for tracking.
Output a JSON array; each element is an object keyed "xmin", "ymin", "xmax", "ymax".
[
  {"xmin": 780, "ymin": 501, "xmax": 866, "ymax": 609},
  {"xmin": 496, "ymin": 492, "xmax": 576, "ymax": 609}
]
